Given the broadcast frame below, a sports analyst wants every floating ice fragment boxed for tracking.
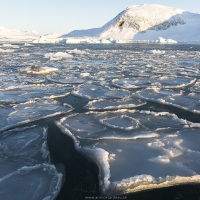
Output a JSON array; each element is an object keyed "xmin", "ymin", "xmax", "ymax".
[
  {"xmin": 44, "ymin": 52, "xmax": 73, "ymax": 61},
  {"xmin": 20, "ymin": 65, "xmax": 58, "ymax": 75},
  {"xmin": 99, "ymin": 115, "xmax": 140, "ymax": 130},
  {"xmin": 112, "ymin": 78, "xmax": 151, "ymax": 89},
  {"xmin": 72, "ymin": 83, "xmax": 130, "ymax": 99},
  {"xmin": 59, "ymin": 114, "xmax": 106, "ymax": 134},
  {"xmin": 84, "ymin": 98, "xmax": 146, "ymax": 110},
  {"xmin": 46, "ymin": 74, "xmax": 85, "ymax": 84},
  {"xmin": 58, "ymin": 109, "xmax": 190, "ymax": 141},
  {"xmin": 0, "ymin": 126, "xmax": 63, "ymax": 199},
  {"xmin": 2, "ymin": 44, "xmax": 20, "ymax": 48},
  {"xmin": 150, "ymin": 76, "xmax": 197, "ymax": 89},
  {"xmin": 0, "ymin": 164, "xmax": 62, "ymax": 200},
  {"xmin": 0, "ymin": 84, "xmax": 72, "ymax": 104},
  {"xmin": 150, "ymin": 50, "xmax": 166, "ymax": 54},
  {"xmin": 136, "ymin": 89, "xmax": 200, "ymax": 114},
  {"xmin": 1, "ymin": 99, "xmax": 73, "ymax": 132},
  {"xmin": 0, "ymin": 48, "xmax": 14, "ymax": 53}
]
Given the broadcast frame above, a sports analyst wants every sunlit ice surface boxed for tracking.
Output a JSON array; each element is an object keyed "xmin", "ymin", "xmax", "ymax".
[{"xmin": 0, "ymin": 42, "xmax": 200, "ymax": 198}]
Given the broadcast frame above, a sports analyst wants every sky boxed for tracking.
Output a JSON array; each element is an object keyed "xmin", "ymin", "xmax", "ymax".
[{"xmin": 1, "ymin": 0, "xmax": 200, "ymax": 34}]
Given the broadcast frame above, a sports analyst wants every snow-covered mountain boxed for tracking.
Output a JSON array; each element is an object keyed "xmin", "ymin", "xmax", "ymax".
[
  {"xmin": 0, "ymin": 27, "xmax": 40, "ymax": 42},
  {"xmin": 64, "ymin": 4, "xmax": 200, "ymax": 41}
]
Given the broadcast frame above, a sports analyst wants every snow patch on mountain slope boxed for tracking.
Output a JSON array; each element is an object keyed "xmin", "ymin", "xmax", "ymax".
[{"xmin": 65, "ymin": 4, "xmax": 200, "ymax": 41}]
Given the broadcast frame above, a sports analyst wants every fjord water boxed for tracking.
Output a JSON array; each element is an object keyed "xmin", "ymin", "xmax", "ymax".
[{"xmin": 0, "ymin": 42, "xmax": 200, "ymax": 200}]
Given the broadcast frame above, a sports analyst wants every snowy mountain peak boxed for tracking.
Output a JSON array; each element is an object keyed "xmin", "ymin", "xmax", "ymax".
[
  {"xmin": 65, "ymin": 4, "xmax": 200, "ymax": 41},
  {"xmin": 108, "ymin": 4, "xmax": 185, "ymax": 32}
]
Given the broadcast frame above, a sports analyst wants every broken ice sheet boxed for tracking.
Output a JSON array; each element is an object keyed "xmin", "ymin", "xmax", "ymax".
[
  {"xmin": 136, "ymin": 88, "xmax": 200, "ymax": 114},
  {"xmin": 112, "ymin": 78, "xmax": 151, "ymax": 89},
  {"xmin": 72, "ymin": 83, "xmax": 130, "ymax": 100},
  {"xmin": 150, "ymin": 76, "xmax": 197, "ymax": 89},
  {"xmin": 163, "ymin": 92, "xmax": 200, "ymax": 114},
  {"xmin": 0, "ymin": 126, "xmax": 47, "ymax": 159},
  {"xmin": 58, "ymin": 110, "xmax": 191, "ymax": 140},
  {"xmin": 84, "ymin": 98, "xmax": 146, "ymax": 110},
  {"xmin": 112, "ymin": 76, "xmax": 196, "ymax": 90},
  {"xmin": 46, "ymin": 74, "xmax": 86, "ymax": 84},
  {"xmin": 0, "ymin": 164, "xmax": 62, "ymax": 200},
  {"xmin": 91, "ymin": 128, "xmax": 200, "ymax": 195},
  {"xmin": 0, "ymin": 126, "xmax": 62, "ymax": 200},
  {"xmin": 1, "ymin": 99, "xmax": 73, "ymax": 132},
  {"xmin": 0, "ymin": 84, "xmax": 72, "ymax": 104},
  {"xmin": 57, "ymin": 111, "xmax": 200, "ymax": 195},
  {"xmin": 135, "ymin": 88, "xmax": 181, "ymax": 102}
]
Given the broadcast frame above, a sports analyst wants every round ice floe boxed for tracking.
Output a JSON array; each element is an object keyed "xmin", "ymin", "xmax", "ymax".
[
  {"xmin": 0, "ymin": 84, "xmax": 72, "ymax": 104},
  {"xmin": 135, "ymin": 88, "xmax": 181, "ymax": 106},
  {"xmin": 99, "ymin": 115, "xmax": 140, "ymax": 130},
  {"xmin": 46, "ymin": 74, "xmax": 85, "ymax": 84},
  {"xmin": 60, "ymin": 114, "xmax": 106, "ymax": 134},
  {"xmin": 150, "ymin": 76, "xmax": 196, "ymax": 89},
  {"xmin": 72, "ymin": 83, "xmax": 130, "ymax": 100},
  {"xmin": 58, "ymin": 109, "xmax": 190, "ymax": 141},
  {"xmin": 136, "ymin": 88, "xmax": 200, "ymax": 114},
  {"xmin": 112, "ymin": 78, "xmax": 151, "ymax": 89},
  {"xmin": 0, "ymin": 126, "xmax": 46, "ymax": 158},
  {"xmin": 0, "ymin": 164, "xmax": 62, "ymax": 200},
  {"xmin": 96, "ymin": 110, "xmax": 188, "ymax": 131},
  {"xmin": 84, "ymin": 128, "xmax": 200, "ymax": 195},
  {"xmin": 20, "ymin": 65, "xmax": 59, "ymax": 75},
  {"xmin": 84, "ymin": 98, "xmax": 146, "ymax": 110},
  {"xmin": 5, "ymin": 99, "xmax": 73, "ymax": 131},
  {"xmin": 22, "ymin": 76, "xmax": 46, "ymax": 84},
  {"xmin": 72, "ymin": 83, "xmax": 110, "ymax": 99},
  {"xmin": 44, "ymin": 52, "xmax": 73, "ymax": 61},
  {"xmin": 163, "ymin": 92, "xmax": 200, "ymax": 114}
]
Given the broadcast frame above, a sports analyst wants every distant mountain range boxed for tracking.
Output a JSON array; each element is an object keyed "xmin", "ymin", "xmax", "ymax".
[
  {"xmin": 0, "ymin": 27, "xmax": 40, "ymax": 42},
  {"xmin": 64, "ymin": 4, "xmax": 200, "ymax": 41}
]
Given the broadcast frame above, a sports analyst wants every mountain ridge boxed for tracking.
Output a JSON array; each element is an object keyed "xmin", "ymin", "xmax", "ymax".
[{"xmin": 64, "ymin": 4, "xmax": 200, "ymax": 41}]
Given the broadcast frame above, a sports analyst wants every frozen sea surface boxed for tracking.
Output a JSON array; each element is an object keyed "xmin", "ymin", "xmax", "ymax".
[{"xmin": 0, "ymin": 42, "xmax": 200, "ymax": 199}]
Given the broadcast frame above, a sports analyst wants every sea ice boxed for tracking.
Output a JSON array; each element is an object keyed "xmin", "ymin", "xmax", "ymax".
[
  {"xmin": 44, "ymin": 52, "xmax": 73, "ymax": 61},
  {"xmin": 0, "ymin": 84, "xmax": 72, "ymax": 104},
  {"xmin": 84, "ymin": 98, "xmax": 146, "ymax": 110},
  {"xmin": 136, "ymin": 88, "xmax": 200, "ymax": 113},
  {"xmin": 57, "ymin": 110, "xmax": 200, "ymax": 195},
  {"xmin": 20, "ymin": 65, "xmax": 59, "ymax": 75},
  {"xmin": 0, "ymin": 126, "xmax": 62, "ymax": 200},
  {"xmin": 1, "ymin": 99, "xmax": 73, "ymax": 132},
  {"xmin": 72, "ymin": 83, "xmax": 130, "ymax": 100},
  {"xmin": 46, "ymin": 74, "xmax": 85, "ymax": 84}
]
